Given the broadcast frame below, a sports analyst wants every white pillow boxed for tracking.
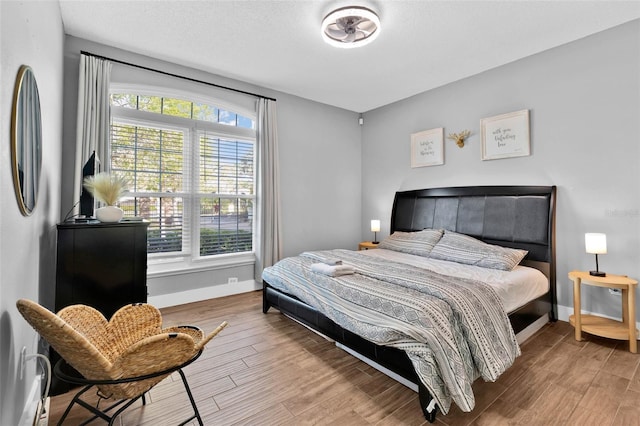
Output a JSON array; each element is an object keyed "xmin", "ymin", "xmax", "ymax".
[
  {"xmin": 429, "ymin": 231, "xmax": 527, "ymax": 271},
  {"xmin": 378, "ymin": 229, "xmax": 443, "ymax": 257}
]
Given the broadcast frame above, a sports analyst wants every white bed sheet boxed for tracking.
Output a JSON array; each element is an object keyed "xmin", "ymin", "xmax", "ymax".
[{"xmin": 358, "ymin": 248, "xmax": 549, "ymax": 313}]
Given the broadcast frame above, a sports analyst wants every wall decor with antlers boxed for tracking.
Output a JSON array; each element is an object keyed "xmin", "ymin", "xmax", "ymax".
[{"xmin": 447, "ymin": 130, "xmax": 471, "ymax": 148}]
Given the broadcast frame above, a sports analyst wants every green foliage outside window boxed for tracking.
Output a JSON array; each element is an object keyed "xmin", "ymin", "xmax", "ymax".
[
  {"xmin": 111, "ymin": 92, "xmax": 255, "ymax": 259},
  {"xmin": 110, "ymin": 94, "xmax": 253, "ymax": 128}
]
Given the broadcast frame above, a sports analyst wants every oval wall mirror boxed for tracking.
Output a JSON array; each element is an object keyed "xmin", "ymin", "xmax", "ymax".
[{"xmin": 11, "ymin": 65, "xmax": 42, "ymax": 216}]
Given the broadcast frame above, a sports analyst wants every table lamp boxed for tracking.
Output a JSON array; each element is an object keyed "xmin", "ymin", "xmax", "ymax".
[
  {"xmin": 585, "ymin": 233, "xmax": 606, "ymax": 277},
  {"xmin": 371, "ymin": 220, "xmax": 380, "ymax": 244}
]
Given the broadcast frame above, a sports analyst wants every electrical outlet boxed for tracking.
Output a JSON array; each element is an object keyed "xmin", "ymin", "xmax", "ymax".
[
  {"xmin": 19, "ymin": 346, "xmax": 27, "ymax": 380},
  {"xmin": 228, "ymin": 277, "xmax": 238, "ymax": 284},
  {"xmin": 609, "ymin": 288, "xmax": 622, "ymax": 296}
]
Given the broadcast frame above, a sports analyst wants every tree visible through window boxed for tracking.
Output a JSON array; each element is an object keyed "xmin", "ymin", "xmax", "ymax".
[{"xmin": 110, "ymin": 93, "xmax": 255, "ymax": 260}]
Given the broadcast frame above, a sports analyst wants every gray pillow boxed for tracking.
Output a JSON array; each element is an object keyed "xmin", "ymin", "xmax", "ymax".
[
  {"xmin": 429, "ymin": 231, "xmax": 527, "ymax": 271},
  {"xmin": 378, "ymin": 229, "xmax": 444, "ymax": 257}
]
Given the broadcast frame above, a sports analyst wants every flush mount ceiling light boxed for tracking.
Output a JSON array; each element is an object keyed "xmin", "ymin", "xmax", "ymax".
[{"xmin": 321, "ymin": 6, "xmax": 380, "ymax": 48}]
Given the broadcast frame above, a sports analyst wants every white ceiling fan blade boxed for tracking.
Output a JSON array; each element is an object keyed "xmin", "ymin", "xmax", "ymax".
[
  {"xmin": 342, "ymin": 32, "xmax": 356, "ymax": 43},
  {"xmin": 333, "ymin": 19, "xmax": 347, "ymax": 31},
  {"xmin": 356, "ymin": 21, "xmax": 377, "ymax": 33},
  {"xmin": 354, "ymin": 30, "xmax": 368, "ymax": 40},
  {"xmin": 326, "ymin": 27, "xmax": 350, "ymax": 40}
]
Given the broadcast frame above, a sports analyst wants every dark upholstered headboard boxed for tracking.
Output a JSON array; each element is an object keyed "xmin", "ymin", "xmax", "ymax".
[
  {"xmin": 390, "ymin": 185, "xmax": 556, "ymax": 284},
  {"xmin": 391, "ymin": 186, "xmax": 556, "ymax": 261}
]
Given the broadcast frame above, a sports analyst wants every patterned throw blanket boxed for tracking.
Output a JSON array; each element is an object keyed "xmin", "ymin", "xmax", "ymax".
[{"xmin": 262, "ymin": 249, "xmax": 520, "ymax": 414}]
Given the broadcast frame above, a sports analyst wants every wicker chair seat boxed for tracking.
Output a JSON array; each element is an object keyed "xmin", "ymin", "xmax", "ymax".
[{"xmin": 17, "ymin": 299, "xmax": 227, "ymax": 401}]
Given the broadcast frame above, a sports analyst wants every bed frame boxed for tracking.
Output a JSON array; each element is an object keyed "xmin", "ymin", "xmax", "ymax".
[{"xmin": 263, "ymin": 185, "xmax": 557, "ymax": 422}]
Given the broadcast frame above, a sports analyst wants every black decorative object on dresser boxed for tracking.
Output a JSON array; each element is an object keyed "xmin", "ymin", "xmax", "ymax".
[{"xmin": 52, "ymin": 221, "xmax": 149, "ymax": 394}]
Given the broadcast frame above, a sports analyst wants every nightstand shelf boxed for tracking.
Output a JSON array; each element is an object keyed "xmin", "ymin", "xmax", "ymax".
[
  {"xmin": 568, "ymin": 270, "xmax": 638, "ymax": 353},
  {"xmin": 358, "ymin": 241, "xmax": 380, "ymax": 250},
  {"xmin": 568, "ymin": 314, "xmax": 633, "ymax": 341}
]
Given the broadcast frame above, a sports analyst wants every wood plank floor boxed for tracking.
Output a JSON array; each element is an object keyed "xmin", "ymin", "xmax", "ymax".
[{"xmin": 48, "ymin": 291, "xmax": 640, "ymax": 425}]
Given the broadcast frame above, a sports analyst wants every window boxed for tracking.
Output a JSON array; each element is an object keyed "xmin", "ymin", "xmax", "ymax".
[{"xmin": 110, "ymin": 92, "xmax": 256, "ymax": 264}]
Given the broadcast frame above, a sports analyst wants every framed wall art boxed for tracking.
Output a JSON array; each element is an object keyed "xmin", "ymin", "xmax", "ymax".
[
  {"xmin": 410, "ymin": 128, "xmax": 444, "ymax": 167},
  {"xmin": 480, "ymin": 109, "xmax": 530, "ymax": 160}
]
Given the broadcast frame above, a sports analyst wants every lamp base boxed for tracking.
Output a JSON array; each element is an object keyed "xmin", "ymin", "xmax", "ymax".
[
  {"xmin": 371, "ymin": 241, "xmax": 379, "ymax": 244},
  {"xmin": 589, "ymin": 270, "xmax": 606, "ymax": 277}
]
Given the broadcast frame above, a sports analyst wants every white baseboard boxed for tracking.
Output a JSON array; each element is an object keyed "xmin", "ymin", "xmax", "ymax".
[
  {"xmin": 148, "ymin": 280, "xmax": 261, "ymax": 308},
  {"xmin": 557, "ymin": 304, "xmax": 571, "ymax": 322}
]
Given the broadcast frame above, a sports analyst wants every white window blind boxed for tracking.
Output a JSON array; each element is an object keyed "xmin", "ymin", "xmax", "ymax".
[{"xmin": 110, "ymin": 92, "xmax": 255, "ymax": 262}]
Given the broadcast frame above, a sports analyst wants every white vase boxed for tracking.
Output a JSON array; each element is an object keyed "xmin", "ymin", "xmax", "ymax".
[{"xmin": 96, "ymin": 206, "xmax": 124, "ymax": 223}]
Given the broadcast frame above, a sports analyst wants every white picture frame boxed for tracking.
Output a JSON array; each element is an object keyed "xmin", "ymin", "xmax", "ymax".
[
  {"xmin": 480, "ymin": 109, "xmax": 530, "ymax": 160},
  {"xmin": 410, "ymin": 128, "xmax": 444, "ymax": 167}
]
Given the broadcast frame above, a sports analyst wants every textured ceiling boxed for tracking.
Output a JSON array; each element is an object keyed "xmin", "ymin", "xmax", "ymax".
[{"xmin": 59, "ymin": 0, "xmax": 640, "ymax": 112}]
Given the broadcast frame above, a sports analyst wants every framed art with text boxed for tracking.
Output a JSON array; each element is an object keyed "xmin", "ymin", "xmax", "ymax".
[
  {"xmin": 410, "ymin": 128, "xmax": 444, "ymax": 167},
  {"xmin": 480, "ymin": 109, "xmax": 530, "ymax": 160}
]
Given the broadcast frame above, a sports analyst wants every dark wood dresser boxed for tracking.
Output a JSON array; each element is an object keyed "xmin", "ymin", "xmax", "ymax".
[
  {"xmin": 51, "ymin": 220, "xmax": 149, "ymax": 393},
  {"xmin": 55, "ymin": 221, "xmax": 149, "ymax": 318}
]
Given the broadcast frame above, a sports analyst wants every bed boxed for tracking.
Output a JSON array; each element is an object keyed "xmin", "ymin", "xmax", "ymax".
[{"xmin": 262, "ymin": 185, "xmax": 556, "ymax": 422}]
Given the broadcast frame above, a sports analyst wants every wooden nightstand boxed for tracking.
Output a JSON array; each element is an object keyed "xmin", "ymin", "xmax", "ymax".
[
  {"xmin": 358, "ymin": 241, "xmax": 380, "ymax": 250},
  {"xmin": 568, "ymin": 270, "xmax": 638, "ymax": 353}
]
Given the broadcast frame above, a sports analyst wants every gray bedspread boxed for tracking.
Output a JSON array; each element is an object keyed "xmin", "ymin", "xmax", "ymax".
[{"xmin": 261, "ymin": 249, "xmax": 520, "ymax": 414}]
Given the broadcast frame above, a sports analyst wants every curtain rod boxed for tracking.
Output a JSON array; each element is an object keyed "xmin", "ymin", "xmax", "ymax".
[{"xmin": 80, "ymin": 50, "xmax": 277, "ymax": 102}]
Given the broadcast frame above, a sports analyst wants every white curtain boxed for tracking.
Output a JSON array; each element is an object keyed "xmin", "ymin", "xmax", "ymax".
[
  {"xmin": 255, "ymin": 98, "xmax": 283, "ymax": 281},
  {"xmin": 72, "ymin": 54, "xmax": 112, "ymax": 212}
]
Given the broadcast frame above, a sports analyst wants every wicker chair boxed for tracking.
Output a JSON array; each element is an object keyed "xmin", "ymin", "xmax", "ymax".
[{"xmin": 16, "ymin": 299, "xmax": 227, "ymax": 425}]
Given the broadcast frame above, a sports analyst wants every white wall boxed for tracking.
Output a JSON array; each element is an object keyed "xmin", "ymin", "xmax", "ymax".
[
  {"xmin": 361, "ymin": 20, "xmax": 640, "ymax": 321},
  {"xmin": 0, "ymin": 2, "xmax": 64, "ymax": 424},
  {"xmin": 276, "ymin": 94, "xmax": 362, "ymax": 257},
  {"xmin": 62, "ymin": 37, "xmax": 362, "ymax": 301}
]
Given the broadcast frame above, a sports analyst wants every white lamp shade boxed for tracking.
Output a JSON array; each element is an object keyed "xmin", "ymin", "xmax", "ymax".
[
  {"xmin": 585, "ymin": 233, "xmax": 607, "ymax": 254},
  {"xmin": 370, "ymin": 220, "xmax": 381, "ymax": 232}
]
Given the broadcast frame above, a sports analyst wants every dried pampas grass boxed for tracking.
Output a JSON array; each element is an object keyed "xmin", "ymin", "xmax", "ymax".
[{"xmin": 83, "ymin": 172, "xmax": 128, "ymax": 206}]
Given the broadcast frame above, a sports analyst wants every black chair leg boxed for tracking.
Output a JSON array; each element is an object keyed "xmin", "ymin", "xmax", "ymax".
[
  {"xmin": 57, "ymin": 384, "xmax": 143, "ymax": 426},
  {"xmin": 57, "ymin": 384, "xmax": 93, "ymax": 425},
  {"xmin": 177, "ymin": 368, "xmax": 203, "ymax": 426},
  {"xmin": 53, "ymin": 353, "xmax": 206, "ymax": 425}
]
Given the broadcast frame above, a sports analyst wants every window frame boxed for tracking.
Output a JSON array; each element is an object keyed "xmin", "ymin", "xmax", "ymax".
[{"xmin": 109, "ymin": 86, "xmax": 257, "ymax": 273}]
